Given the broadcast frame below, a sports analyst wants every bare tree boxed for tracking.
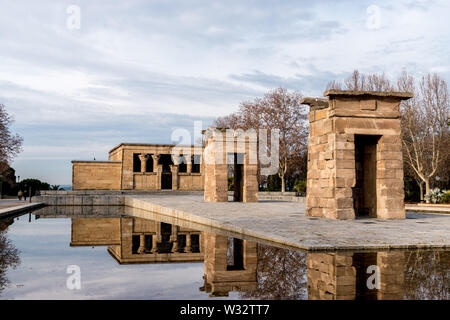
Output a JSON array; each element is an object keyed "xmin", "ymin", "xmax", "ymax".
[
  {"xmin": 0, "ymin": 104, "xmax": 23, "ymax": 175},
  {"xmin": 404, "ymin": 250, "xmax": 449, "ymax": 300},
  {"xmin": 0, "ymin": 219, "xmax": 20, "ymax": 294},
  {"xmin": 328, "ymin": 70, "xmax": 450, "ymax": 201},
  {"xmin": 327, "ymin": 69, "xmax": 394, "ymax": 91},
  {"xmin": 215, "ymin": 88, "xmax": 308, "ymax": 192},
  {"xmin": 398, "ymin": 72, "xmax": 449, "ymax": 201},
  {"xmin": 240, "ymin": 244, "xmax": 307, "ymax": 300}
]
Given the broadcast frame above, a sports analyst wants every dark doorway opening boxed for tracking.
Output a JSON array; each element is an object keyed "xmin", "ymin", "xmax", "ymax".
[
  {"xmin": 157, "ymin": 223, "xmax": 173, "ymax": 253},
  {"xmin": 161, "ymin": 173, "xmax": 172, "ymax": 189},
  {"xmin": 192, "ymin": 155, "xmax": 201, "ymax": 173},
  {"xmin": 158, "ymin": 154, "xmax": 173, "ymax": 172},
  {"xmin": 190, "ymin": 234, "xmax": 200, "ymax": 253},
  {"xmin": 177, "ymin": 235, "xmax": 186, "ymax": 253},
  {"xmin": 229, "ymin": 153, "xmax": 244, "ymax": 202},
  {"xmin": 226, "ymin": 237, "xmax": 244, "ymax": 270},
  {"xmin": 144, "ymin": 235, "xmax": 152, "ymax": 252},
  {"xmin": 353, "ymin": 135, "xmax": 380, "ymax": 218},
  {"xmin": 178, "ymin": 155, "xmax": 187, "ymax": 173},
  {"xmin": 133, "ymin": 154, "xmax": 141, "ymax": 172},
  {"xmin": 132, "ymin": 235, "xmax": 140, "ymax": 254},
  {"xmin": 353, "ymin": 253, "xmax": 378, "ymax": 299}
]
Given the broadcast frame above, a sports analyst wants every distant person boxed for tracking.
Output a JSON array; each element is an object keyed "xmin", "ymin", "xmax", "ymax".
[
  {"xmin": 18, "ymin": 190, "xmax": 23, "ymax": 201},
  {"xmin": 23, "ymin": 190, "xmax": 28, "ymax": 201}
]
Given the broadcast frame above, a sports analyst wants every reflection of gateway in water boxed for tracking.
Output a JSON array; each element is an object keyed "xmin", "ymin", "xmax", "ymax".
[
  {"xmin": 199, "ymin": 233, "xmax": 258, "ymax": 297},
  {"xmin": 68, "ymin": 216, "xmax": 438, "ymax": 300},
  {"xmin": 307, "ymin": 251, "xmax": 406, "ymax": 300}
]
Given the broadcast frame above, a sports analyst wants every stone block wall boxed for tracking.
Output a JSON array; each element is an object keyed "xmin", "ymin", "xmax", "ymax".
[
  {"xmin": 377, "ymin": 251, "xmax": 405, "ymax": 300},
  {"xmin": 72, "ymin": 161, "xmax": 122, "ymax": 190},
  {"xmin": 307, "ymin": 251, "xmax": 406, "ymax": 300},
  {"xmin": 178, "ymin": 173, "xmax": 204, "ymax": 191},
  {"xmin": 133, "ymin": 173, "xmax": 159, "ymax": 190},
  {"xmin": 302, "ymin": 91, "xmax": 412, "ymax": 220},
  {"xmin": 71, "ymin": 218, "xmax": 121, "ymax": 246},
  {"xmin": 307, "ymin": 252, "xmax": 356, "ymax": 300}
]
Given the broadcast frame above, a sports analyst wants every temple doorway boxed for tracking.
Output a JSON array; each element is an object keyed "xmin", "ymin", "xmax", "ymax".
[
  {"xmin": 353, "ymin": 135, "xmax": 380, "ymax": 218},
  {"xmin": 161, "ymin": 173, "xmax": 172, "ymax": 190},
  {"xmin": 157, "ymin": 223, "xmax": 173, "ymax": 253},
  {"xmin": 229, "ymin": 153, "xmax": 244, "ymax": 202},
  {"xmin": 159, "ymin": 154, "xmax": 173, "ymax": 190},
  {"xmin": 226, "ymin": 237, "xmax": 244, "ymax": 270}
]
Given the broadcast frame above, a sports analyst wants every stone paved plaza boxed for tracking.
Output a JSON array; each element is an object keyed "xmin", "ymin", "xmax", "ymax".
[{"xmin": 125, "ymin": 194, "xmax": 450, "ymax": 251}]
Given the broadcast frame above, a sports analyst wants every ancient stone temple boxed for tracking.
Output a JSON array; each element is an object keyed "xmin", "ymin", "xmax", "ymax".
[
  {"xmin": 70, "ymin": 217, "xmax": 204, "ymax": 264},
  {"xmin": 72, "ymin": 143, "xmax": 204, "ymax": 191},
  {"xmin": 301, "ymin": 90, "xmax": 413, "ymax": 220},
  {"xmin": 202, "ymin": 127, "xmax": 258, "ymax": 202}
]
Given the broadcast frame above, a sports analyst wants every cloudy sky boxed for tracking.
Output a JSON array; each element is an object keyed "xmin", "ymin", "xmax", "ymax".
[{"xmin": 1, "ymin": 0, "xmax": 449, "ymax": 184}]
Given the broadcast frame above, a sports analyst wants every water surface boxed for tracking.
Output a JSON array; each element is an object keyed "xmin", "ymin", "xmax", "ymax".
[{"xmin": 0, "ymin": 207, "xmax": 448, "ymax": 300}]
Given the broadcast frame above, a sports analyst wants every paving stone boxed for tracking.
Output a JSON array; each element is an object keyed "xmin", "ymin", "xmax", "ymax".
[{"xmin": 125, "ymin": 194, "xmax": 450, "ymax": 251}]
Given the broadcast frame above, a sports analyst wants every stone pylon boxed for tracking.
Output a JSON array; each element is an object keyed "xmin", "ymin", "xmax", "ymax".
[
  {"xmin": 301, "ymin": 90, "xmax": 413, "ymax": 220},
  {"xmin": 202, "ymin": 127, "xmax": 258, "ymax": 202}
]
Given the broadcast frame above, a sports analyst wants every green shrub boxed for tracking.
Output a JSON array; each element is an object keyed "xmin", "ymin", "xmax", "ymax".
[
  {"xmin": 439, "ymin": 191, "xmax": 450, "ymax": 204},
  {"xmin": 294, "ymin": 179, "xmax": 306, "ymax": 193},
  {"xmin": 228, "ymin": 176, "xmax": 234, "ymax": 191},
  {"xmin": 266, "ymin": 175, "xmax": 281, "ymax": 191}
]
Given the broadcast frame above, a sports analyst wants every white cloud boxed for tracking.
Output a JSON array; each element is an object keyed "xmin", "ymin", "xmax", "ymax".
[{"xmin": 0, "ymin": 0, "xmax": 449, "ymax": 183}]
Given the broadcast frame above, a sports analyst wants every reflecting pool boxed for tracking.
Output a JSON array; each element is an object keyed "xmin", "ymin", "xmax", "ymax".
[{"xmin": 0, "ymin": 206, "xmax": 448, "ymax": 300}]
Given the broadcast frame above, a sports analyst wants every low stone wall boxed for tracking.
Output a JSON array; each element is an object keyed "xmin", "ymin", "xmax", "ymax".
[
  {"xmin": 33, "ymin": 205, "xmax": 124, "ymax": 217},
  {"xmin": 33, "ymin": 190, "xmax": 305, "ymax": 205},
  {"xmin": 0, "ymin": 202, "xmax": 45, "ymax": 218},
  {"xmin": 33, "ymin": 190, "xmax": 204, "ymax": 206},
  {"xmin": 33, "ymin": 194, "xmax": 124, "ymax": 206},
  {"xmin": 38, "ymin": 190, "xmax": 205, "ymax": 195},
  {"xmin": 258, "ymin": 192, "xmax": 305, "ymax": 203}
]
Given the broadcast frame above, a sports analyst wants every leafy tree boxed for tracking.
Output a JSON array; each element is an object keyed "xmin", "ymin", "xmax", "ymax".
[{"xmin": 18, "ymin": 179, "xmax": 50, "ymax": 196}]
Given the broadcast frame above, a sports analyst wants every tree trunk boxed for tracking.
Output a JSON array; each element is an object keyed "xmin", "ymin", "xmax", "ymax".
[
  {"xmin": 424, "ymin": 178, "xmax": 430, "ymax": 203},
  {"xmin": 418, "ymin": 182, "xmax": 424, "ymax": 202},
  {"xmin": 281, "ymin": 175, "xmax": 286, "ymax": 192}
]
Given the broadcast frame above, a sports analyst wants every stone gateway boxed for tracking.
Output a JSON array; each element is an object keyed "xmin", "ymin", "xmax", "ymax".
[{"xmin": 301, "ymin": 90, "xmax": 413, "ymax": 220}]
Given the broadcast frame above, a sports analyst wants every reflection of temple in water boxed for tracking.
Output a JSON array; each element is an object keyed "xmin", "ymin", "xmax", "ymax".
[
  {"xmin": 67, "ymin": 216, "xmax": 447, "ymax": 300},
  {"xmin": 70, "ymin": 217, "xmax": 257, "ymax": 295},
  {"xmin": 200, "ymin": 233, "xmax": 257, "ymax": 297},
  {"xmin": 70, "ymin": 217, "xmax": 203, "ymax": 264},
  {"xmin": 307, "ymin": 251, "xmax": 406, "ymax": 300}
]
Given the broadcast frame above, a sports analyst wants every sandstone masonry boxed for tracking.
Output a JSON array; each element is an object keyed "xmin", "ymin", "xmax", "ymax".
[{"xmin": 301, "ymin": 90, "xmax": 413, "ymax": 220}]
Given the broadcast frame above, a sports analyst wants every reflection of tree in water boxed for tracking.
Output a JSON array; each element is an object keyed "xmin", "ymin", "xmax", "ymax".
[
  {"xmin": 404, "ymin": 250, "xmax": 449, "ymax": 300},
  {"xmin": 240, "ymin": 244, "xmax": 307, "ymax": 300},
  {"xmin": 0, "ymin": 219, "xmax": 20, "ymax": 294}
]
